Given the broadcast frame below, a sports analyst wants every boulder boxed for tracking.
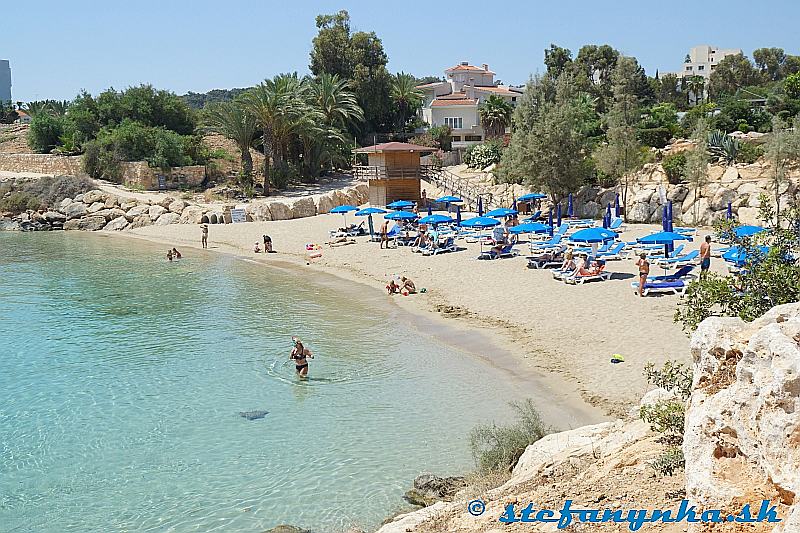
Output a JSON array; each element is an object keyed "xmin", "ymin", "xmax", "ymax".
[
  {"xmin": 681, "ymin": 189, "xmax": 698, "ymax": 214},
  {"xmin": 738, "ymin": 163, "xmax": 768, "ymax": 181},
  {"xmin": 62, "ymin": 219, "xmax": 81, "ymax": 230},
  {"xmin": 78, "ymin": 216, "xmax": 107, "ymax": 231},
  {"xmin": 154, "ymin": 212, "xmax": 180, "ymax": 226},
  {"xmin": 103, "ymin": 195, "xmax": 119, "ymax": 208},
  {"xmin": 120, "ymin": 200, "xmax": 138, "ymax": 210},
  {"xmin": 42, "ymin": 211, "xmax": 66, "ymax": 223},
  {"xmin": 316, "ymin": 192, "xmax": 336, "ymax": 214},
  {"xmin": 168, "ymin": 199, "xmax": 187, "ymax": 214},
  {"xmin": 268, "ymin": 201, "xmax": 291, "ymax": 221},
  {"xmin": 720, "ymin": 165, "xmax": 739, "ymax": 184},
  {"xmin": 403, "ymin": 473, "xmax": 466, "ymax": 507},
  {"xmin": 737, "ymin": 206, "xmax": 761, "ymax": 226},
  {"xmin": 59, "ymin": 197, "xmax": 73, "ymax": 210},
  {"xmin": 737, "ymin": 181, "xmax": 763, "ymax": 196},
  {"xmin": 73, "ymin": 193, "xmax": 85, "ymax": 203},
  {"xmin": 710, "ymin": 187, "xmax": 737, "ymax": 212},
  {"xmin": 290, "ymin": 197, "xmax": 316, "ymax": 219},
  {"xmin": 87, "ymin": 201, "xmax": 105, "ymax": 214},
  {"xmin": 647, "ymin": 203, "xmax": 665, "ymax": 224},
  {"xmin": 81, "ymin": 190, "xmax": 105, "ymax": 204},
  {"xmin": 63, "ymin": 202, "xmax": 87, "ymax": 220},
  {"xmin": 93, "ymin": 208, "xmax": 127, "ymax": 221},
  {"xmin": 129, "ymin": 214, "xmax": 152, "ymax": 229},
  {"xmin": 126, "ymin": 205, "xmax": 150, "ymax": 218},
  {"xmin": 597, "ymin": 189, "xmax": 616, "ymax": 208},
  {"xmin": 148, "ymin": 205, "xmax": 167, "ymax": 221},
  {"xmin": 626, "ymin": 202, "xmax": 655, "ymax": 223},
  {"xmin": 632, "ymin": 188, "xmax": 655, "ymax": 204},
  {"xmin": 579, "ymin": 201, "xmax": 600, "ymax": 219},
  {"xmin": 103, "ymin": 216, "xmax": 129, "ymax": 231},
  {"xmin": 684, "ymin": 304, "xmax": 800, "ymax": 530},
  {"xmin": 667, "ymin": 185, "xmax": 689, "ymax": 203},
  {"xmin": 246, "ymin": 203, "xmax": 272, "ymax": 222},
  {"xmin": 354, "ymin": 183, "xmax": 369, "ymax": 203},
  {"xmin": 158, "ymin": 196, "xmax": 174, "ymax": 209},
  {"xmin": 180, "ymin": 205, "xmax": 206, "ymax": 224}
]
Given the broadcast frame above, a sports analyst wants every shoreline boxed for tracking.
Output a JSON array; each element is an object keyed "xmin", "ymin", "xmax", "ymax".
[{"xmin": 101, "ymin": 228, "xmax": 607, "ymax": 429}]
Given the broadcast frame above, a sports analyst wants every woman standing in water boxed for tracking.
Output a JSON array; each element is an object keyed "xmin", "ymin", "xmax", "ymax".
[{"xmin": 290, "ymin": 336, "xmax": 313, "ymax": 378}]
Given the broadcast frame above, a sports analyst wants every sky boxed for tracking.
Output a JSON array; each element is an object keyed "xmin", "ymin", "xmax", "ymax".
[{"xmin": 4, "ymin": 0, "xmax": 799, "ymax": 102}]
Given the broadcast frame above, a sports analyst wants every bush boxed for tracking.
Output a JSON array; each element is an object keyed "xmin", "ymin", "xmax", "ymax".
[
  {"xmin": 640, "ymin": 399, "xmax": 686, "ymax": 437},
  {"xmin": 469, "ymin": 399, "xmax": 551, "ymax": 474},
  {"xmin": 735, "ymin": 142, "xmax": 764, "ymax": 164},
  {"xmin": 662, "ymin": 152, "xmax": 687, "ymax": 184},
  {"xmin": 20, "ymin": 175, "xmax": 96, "ymax": 208},
  {"xmin": 650, "ymin": 446, "xmax": 685, "ymax": 476},
  {"xmin": 464, "ymin": 140, "xmax": 503, "ymax": 169},
  {"xmin": 643, "ymin": 360, "xmax": 693, "ymax": 399},
  {"xmin": 28, "ymin": 113, "xmax": 66, "ymax": 153},
  {"xmin": 428, "ymin": 125, "xmax": 452, "ymax": 151},
  {"xmin": 0, "ymin": 191, "xmax": 42, "ymax": 213},
  {"xmin": 636, "ymin": 127, "xmax": 672, "ymax": 148}
]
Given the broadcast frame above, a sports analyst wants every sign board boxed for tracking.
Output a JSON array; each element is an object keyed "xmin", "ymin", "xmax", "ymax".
[
  {"xmin": 157, "ymin": 174, "xmax": 167, "ymax": 190},
  {"xmin": 230, "ymin": 208, "xmax": 247, "ymax": 223}
]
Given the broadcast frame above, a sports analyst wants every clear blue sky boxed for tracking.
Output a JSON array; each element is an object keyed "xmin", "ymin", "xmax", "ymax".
[{"xmin": 5, "ymin": 0, "xmax": 799, "ymax": 102}]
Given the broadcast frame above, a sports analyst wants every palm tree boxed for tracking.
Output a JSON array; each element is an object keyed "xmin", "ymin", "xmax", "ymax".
[
  {"xmin": 478, "ymin": 94, "xmax": 514, "ymax": 139},
  {"xmin": 202, "ymin": 100, "xmax": 258, "ymax": 184},
  {"xmin": 390, "ymin": 72, "xmax": 423, "ymax": 130},
  {"xmin": 306, "ymin": 73, "xmax": 364, "ymax": 130},
  {"xmin": 686, "ymin": 76, "xmax": 705, "ymax": 106}
]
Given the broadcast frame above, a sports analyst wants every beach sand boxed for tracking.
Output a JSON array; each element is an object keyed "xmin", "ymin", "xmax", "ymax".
[{"xmin": 115, "ymin": 214, "xmax": 718, "ymax": 418}]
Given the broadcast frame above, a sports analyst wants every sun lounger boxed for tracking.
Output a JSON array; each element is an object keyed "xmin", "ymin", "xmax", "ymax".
[
  {"xmin": 530, "ymin": 233, "xmax": 564, "ymax": 252},
  {"xmin": 608, "ymin": 217, "xmax": 625, "ymax": 231},
  {"xmin": 656, "ymin": 249, "xmax": 699, "ymax": 267},
  {"xmin": 564, "ymin": 264, "xmax": 611, "ymax": 284},
  {"xmin": 631, "ymin": 279, "xmax": 687, "ymax": 296},
  {"xmin": 648, "ymin": 244, "xmax": 686, "ymax": 260},
  {"xmin": 478, "ymin": 244, "xmax": 517, "ymax": 260},
  {"xmin": 647, "ymin": 264, "xmax": 696, "ymax": 282},
  {"xmin": 422, "ymin": 236, "xmax": 457, "ymax": 256},
  {"xmin": 596, "ymin": 242, "xmax": 626, "ymax": 260}
]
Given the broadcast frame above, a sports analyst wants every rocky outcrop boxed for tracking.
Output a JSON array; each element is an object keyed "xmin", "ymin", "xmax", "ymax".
[
  {"xmin": 403, "ymin": 474, "xmax": 466, "ymax": 507},
  {"xmin": 104, "ymin": 216, "xmax": 129, "ymax": 231},
  {"xmin": 684, "ymin": 303, "xmax": 800, "ymax": 532},
  {"xmin": 63, "ymin": 202, "xmax": 87, "ymax": 220},
  {"xmin": 154, "ymin": 212, "xmax": 180, "ymax": 225},
  {"xmin": 290, "ymin": 197, "xmax": 316, "ymax": 219},
  {"xmin": 148, "ymin": 205, "xmax": 167, "ymax": 221}
]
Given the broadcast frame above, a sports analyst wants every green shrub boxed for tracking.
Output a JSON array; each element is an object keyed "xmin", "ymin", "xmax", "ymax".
[
  {"xmin": 469, "ymin": 399, "xmax": 551, "ymax": 474},
  {"xmin": 428, "ymin": 125, "xmax": 452, "ymax": 151},
  {"xmin": 464, "ymin": 140, "xmax": 503, "ymax": 169},
  {"xmin": 643, "ymin": 360, "xmax": 693, "ymax": 399},
  {"xmin": 20, "ymin": 175, "xmax": 96, "ymax": 208},
  {"xmin": 650, "ymin": 446, "xmax": 685, "ymax": 476},
  {"xmin": 661, "ymin": 153, "xmax": 687, "ymax": 184},
  {"xmin": 28, "ymin": 113, "xmax": 66, "ymax": 153},
  {"xmin": 735, "ymin": 142, "xmax": 764, "ymax": 164},
  {"xmin": 0, "ymin": 191, "xmax": 42, "ymax": 213},
  {"xmin": 636, "ymin": 127, "xmax": 672, "ymax": 148},
  {"xmin": 736, "ymin": 122, "xmax": 751, "ymax": 133},
  {"xmin": 640, "ymin": 399, "xmax": 686, "ymax": 437}
]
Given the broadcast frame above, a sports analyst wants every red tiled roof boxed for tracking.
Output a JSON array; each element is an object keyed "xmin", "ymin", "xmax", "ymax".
[
  {"xmin": 353, "ymin": 142, "xmax": 437, "ymax": 153},
  {"xmin": 431, "ymin": 99, "xmax": 477, "ymax": 107},
  {"xmin": 436, "ymin": 92, "xmax": 467, "ymax": 100},
  {"xmin": 474, "ymin": 86, "xmax": 523, "ymax": 95},
  {"xmin": 415, "ymin": 81, "xmax": 447, "ymax": 89},
  {"xmin": 446, "ymin": 64, "xmax": 494, "ymax": 74}
]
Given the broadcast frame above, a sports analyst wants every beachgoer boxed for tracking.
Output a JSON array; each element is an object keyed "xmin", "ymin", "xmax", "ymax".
[
  {"xmin": 380, "ymin": 220, "xmax": 390, "ymax": 249},
  {"xmin": 201, "ymin": 223, "xmax": 208, "ymax": 249},
  {"xmin": 560, "ymin": 245, "xmax": 575, "ymax": 271},
  {"xmin": 172, "ymin": 248, "xmax": 181, "ymax": 259},
  {"xmin": 253, "ymin": 242, "xmax": 261, "ymax": 253},
  {"xmin": 166, "ymin": 250, "xmax": 173, "ymax": 262},
  {"xmin": 386, "ymin": 278, "xmax": 400, "ymax": 295},
  {"xmin": 400, "ymin": 276, "xmax": 416, "ymax": 295},
  {"xmin": 700, "ymin": 235, "xmax": 712, "ymax": 278},
  {"xmin": 636, "ymin": 253, "xmax": 650, "ymax": 297},
  {"xmin": 290, "ymin": 336, "xmax": 313, "ymax": 378},
  {"xmin": 263, "ymin": 234, "xmax": 273, "ymax": 253},
  {"xmin": 420, "ymin": 189, "xmax": 427, "ymax": 208}
]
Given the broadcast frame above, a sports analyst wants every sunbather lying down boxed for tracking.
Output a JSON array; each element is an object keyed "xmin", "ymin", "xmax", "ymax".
[{"xmin": 327, "ymin": 237, "xmax": 357, "ymax": 247}]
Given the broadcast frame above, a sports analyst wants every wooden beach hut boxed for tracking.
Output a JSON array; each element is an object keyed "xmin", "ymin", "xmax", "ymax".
[{"xmin": 353, "ymin": 142, "xmax": 436, "ymax": 206}]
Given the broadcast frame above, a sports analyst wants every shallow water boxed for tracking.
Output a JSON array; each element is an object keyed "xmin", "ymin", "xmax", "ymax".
[{"xmin": 0, "ymin": 232, "xmax": 531, "ymax": 532}]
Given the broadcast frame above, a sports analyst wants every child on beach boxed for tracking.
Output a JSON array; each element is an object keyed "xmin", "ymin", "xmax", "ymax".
[
  {"xmin": 172, "ymin": 248, "xmax": 181, "ymax": 259},
  {"xmin": 253, "ymin": 242, "xmax": 261, "ymax": 253},
  {"xmin": 166, "ymin": 250, "xmax": 173, "ymax": 262},
  {"xmin": 263, "ymin": 235, "xmax": 273, "ymax": 253}
]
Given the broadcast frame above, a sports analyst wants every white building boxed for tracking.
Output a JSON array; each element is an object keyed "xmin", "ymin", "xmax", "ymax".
[
  {"xmin": 0, "ymin": 60, "xmax": 11, "ymax": 103},
  {"xmin": 677, "ymin": 45, "xmax": 742, "ymax": 80},
  {"xmin": 417, "ymin": 62, "xmax": 522, "ymax": 149}
]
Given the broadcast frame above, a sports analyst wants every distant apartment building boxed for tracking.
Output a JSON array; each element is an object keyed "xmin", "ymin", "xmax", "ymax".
[
  {"xmin": 0, "ymin": 60, "xmax": 11, "ymax": 103},
  {"xmin": 678, "ymin": 45, "xmax": 742, "ymax": 80},
  {"xmin": 417, "ymin": 62, "xmax": 523, "ymax": 149}
]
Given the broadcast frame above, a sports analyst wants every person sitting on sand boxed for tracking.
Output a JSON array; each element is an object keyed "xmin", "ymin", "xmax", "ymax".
[
  {"xmin": 290, "ymin": 336, "xmax": 313, "ymax": 378},
  {"xmin": 166, "ymin": 249, "xmax": 173, "ymax": 262},
  {"xmin": 400, "ymin": 276, "xmax": 416, "ymax": 295},
  {"xmin": 636, "ymin": 253, "xmax": 650, "ymax": 297},
  {"xmin": 172, "ymin": 248, "xmax": 182, "ymax": 259},
  {"xmin": 253, "ymin": 242, "xmax": 261, "ymax": 253},
  {"xmin": 412, "ymin": 224, "xmax": 428, "ymax": 248},
  {"xmin": 263, "ymin": 235, "xmax": 273, "ymax": 253},
  {"xmin": 386, "ymin": 278, "xmax": 400, "ymax": 295}
]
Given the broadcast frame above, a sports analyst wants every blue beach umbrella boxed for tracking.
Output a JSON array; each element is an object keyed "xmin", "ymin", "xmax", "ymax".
[
  {"xmin": 570, "ymin": 227, "xmax": 617, "ymax": 243},
  {"xmin": 556, "ymin": 203, "xmax": 562, "ymax": 227},
  {"xmin": 355, "ymin": 207, "xmax": 387, "ymax": 216},
  {"xmin": 418, "ymin": 214, "xmax": 453, "ymax": 225},
  {"xmin": 602, "ymin": 212, "xmax": 609, "ymax": 229},
  {"xmin": 384, "ymin": 210, "xmax": 418, "ymax": 221},
  {"xmin": 427, "ymin": 203, "xmax": 433, "ymax": 216},
  {"xmin": 667, "ymin": 201, "xmax": 674, "ymax": 235},
  {"xmin": 455, "ymin": 205, "xmax": 461, "ymax": 225},
  {"xmin": 639, "ymin": 230, "xmax": 691, "ymax": 263},
  {"xmin": 548, "ymin": 209, "xmax": 554, "ymax": 236},
  {"xmin": 509, "ymin": 222, "xmax": 549, "ymax": 234},
  {"xmin": 486, "ymin": 207, "xmax": 518, "ymax": 218},
  {"xmin": 727, "ymin": 202, "xmax": 733, "ymax": 220},
  {"xmin": 722, "ymin": 245, "xmax": 770, "ymax": 267},
  {"xmin": 518, "ymin": 192, "xmax": 546, "ymax": 202},
  {"xmin": 606, "ymin": 203, "xmax": 612, "ymax": 227},
  {"xmin": 734, "ymin": 225, "xmax": 765, "ymax": 238},
  {"xmin": 477, "ymin": 197, "xmax": 484, "ymax": 216},
  {"xmin": 567, "ymin": 193, "xmax": 574, "ymax": 218},
  {"xmin": 331, "ymin": 204, "xmax": 358, "ymax": 226},
  {"xmin": 461, "ymin": 216, "xmax": 500, "ymax": 254},
  {"xmin": 614, "ymin": 193, "xmax": 620, "ymax": 218},
  {"xmin": 387, "ymin": 200, "xmax": 414, "ymax": 209},
  {"xmin": 436, "ymin": 195, "xmax": 462, "ymax": 204}
]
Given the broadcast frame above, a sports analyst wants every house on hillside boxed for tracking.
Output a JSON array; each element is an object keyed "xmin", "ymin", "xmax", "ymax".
[{"xmin": 417, "ymin": 62, "xmax": 523, "ymax": 149}]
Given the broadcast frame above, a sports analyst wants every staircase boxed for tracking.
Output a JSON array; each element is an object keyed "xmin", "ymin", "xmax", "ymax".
[{"xmin": 423, "ymin": 166, "xmax": 521, "ymax": 211}]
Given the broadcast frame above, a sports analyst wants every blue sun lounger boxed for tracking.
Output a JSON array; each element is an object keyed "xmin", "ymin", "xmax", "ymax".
[
  {"xmin": 656, "ymin": 249, "xmax": 699, "ymax": 267},
  {"xmin": 631, "ymin": 279, "xmax": 688, "ymax": 296},
  {"xmin": 478, "ymin": 243, "xmax": 517, "ymax": 260},
  {"xmin": 647, "ymin": 264, "xmax": 696, "ymax": 282}
]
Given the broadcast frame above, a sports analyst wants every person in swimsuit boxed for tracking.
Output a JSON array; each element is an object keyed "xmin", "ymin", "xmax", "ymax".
[
  {"xmin": 636, "ymin": 253, "xmax": 650, "ymax": 297},
  {"xmin": 166, "ymin": 249, "xmax": 173, "ymax": 262},
  {"xmin": 290, "ymin": 336, "xmax": 313, "ymax": 378},
  {"xmin": 172, "ymin": 248, "xmax": 182, "ymax": 259},
  {"xmin": 201, "ymin": 224, "xmax": 208, "ymax": 249},
  {"xmin": 700, "ymin": 235, "xmax": 711, "ymax": 278},
  {"xmin": 400, "ymin": 276, "xmax": 416, "ymax": 294},
  {"xmin": 263, "ymin": 234, "xmax": 273, "ymax": 253},
  {"xmin": 380, "ymin": 220, "xmax": 390, "ymax": 249}
]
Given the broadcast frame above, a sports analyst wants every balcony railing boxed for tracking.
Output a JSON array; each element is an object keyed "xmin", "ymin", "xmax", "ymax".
[{"xmin": 353, "ymin": 166, "xmax": 426, "ymax": 180}]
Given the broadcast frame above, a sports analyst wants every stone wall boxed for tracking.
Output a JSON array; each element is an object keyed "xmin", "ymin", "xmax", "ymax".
[{"xmin": 0, "ymin": 153, "xmax": 84, "ymax": 175}]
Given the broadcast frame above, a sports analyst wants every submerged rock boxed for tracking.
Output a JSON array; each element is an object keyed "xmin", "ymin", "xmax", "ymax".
[
  {"xmin": 262, "ymin": 525, "xmax": 310, "ymax": 533},
  {"xmin": 239, "ymin": 410, "xmax": 269, "ymax": 421},
  {"xmin": 403, "ymin": 473, "xmax": 466, "ymax": 507}
]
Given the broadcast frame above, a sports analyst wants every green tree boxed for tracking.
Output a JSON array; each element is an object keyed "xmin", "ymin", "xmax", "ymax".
[
  {"xmin": 684, "ymin": 119, "xmax": 711, "ymax": 225},
  {"xmin": 478, "ymin": 94, "xmax": 513, "ymax": 139},
  {"xmin": 544, "ymin": 44, "xmax": 572, "ymax": 79},
  {"xmin": 309, "ymin": 10, "xmax": 353, "ymax": 79},
  {"xmin": 0, "ymin": 101, "xmax": 18, "ymax": 124},
  {"xmin": 594, "ymin": 56, "xmax": 647, "ymax": 218},
  {"xmin": 785, "ymin": 72, "xmax": 800, "ymax": 99},
  {"xmin": 753, "ymin": 47, "xmax": 787, "ymax": 81},
  {"xmin": 307, "ymin": 72, "xmax": 364, "ymax": 130},
  {"xmin": 27, "ymin": 113, "xmax": 66, "ymax": 153},
  {"xmin": 708, "ymin": 53, "xmax": 762, "ymax": 99},
  {"xmin": 763, "ymin": 115, "xmax": 800, "ymax": 224},
  {"xmin": 390, "ymin": 72, "xmax": 423, "ymax": 131},
  {"xmin": 685, "ymin": 75, "xmax": 705, "ymax": 106},
  {"xmin": 202, "ymin": 100, "xmax": 259, "ymax": 183},
  {"xmin": 655, "ymin": 73, "xmax": 685, "ymax": 109}
]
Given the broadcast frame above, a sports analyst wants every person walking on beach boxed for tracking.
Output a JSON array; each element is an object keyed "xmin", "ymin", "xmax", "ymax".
[
  {"xmin": 636, "ymin": 253, "xmax": 650, "ymax": 297},
  {"xmin": 700, "ymin": 235, "xmax": 712, "ymax": 278},
  {"xmin": 290, "ymin": 336, "xmax": 313, "ymax": 378},
  {"xmin": 263, "ymin": 234, "xmax": 273, "ymax": 253},
  {"xmin": 201, "ymin": 223, "xmax": 208, "ymax": 249},
  {"xmin": 380, "ymin": 220, "xmax": 390, "ymax": 249}
]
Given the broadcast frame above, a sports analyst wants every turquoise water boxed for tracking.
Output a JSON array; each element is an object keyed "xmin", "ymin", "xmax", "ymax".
[{"xmin": 0, "ymin": 232, "xmax": 530, "ymax": 532}]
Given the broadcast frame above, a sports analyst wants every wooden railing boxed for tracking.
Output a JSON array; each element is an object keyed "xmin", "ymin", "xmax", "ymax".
[{"xmin": 353, "ymin": 166, "xmax": 424, "ymax": 180}]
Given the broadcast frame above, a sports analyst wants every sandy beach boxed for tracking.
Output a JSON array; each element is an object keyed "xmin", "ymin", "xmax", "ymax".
[{"xmin": 111, "ymin": 208, "xmax": 720, "ymax": 420}]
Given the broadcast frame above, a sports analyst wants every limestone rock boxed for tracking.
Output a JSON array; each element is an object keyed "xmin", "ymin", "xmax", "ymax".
[
  {"xmin": 59, "ymin": 197, "xmax": 73, "ymax": 210},
  {"xmin": 404, "ymin": 474, "xmax": 466, "ymax": 507},
  {"xmin": 62, "ymin": 219, "xmax": 81, "ymax": 230},
  {"xmin": 647, "ymin": 203, "xmax": 665, "ymax": 224},
  {"xmin": 42, "ymin": 211, "xmax": 66, "ymax": 223},
  {"xmin": 633, "ymin": 188, "xmax": 655, "ymax": 204},
  {"xmin": 81, "ymin": 190, "xmax": 105, "ymax": 204},
  {"xmin": 154, "ymin": 212, "xmax": 180, "ymax": 225},
  {"xmin": 158, "ymin": 196, "xmax": 174, "ymax": 209},
  {"xmin": 120, "ymin": 200, "xmax": 138, "ymax": 210},
  {"xmin": 78, "ymin": 216, "xmax": 107, "ymax": 231},
  {"xmin": 103, "ymin": 216, "xmax": 129, "ymax": 231},
  {"xmin": 126, "ymin": 205, "xmax": 149, "ymax": 218},
  {"xmin": 180, "ymin": 205, "xmax": 205, "ymax": 224},
  {"xmin": 73, "ymin": 193, "xmax": 85, "ymax": 203},
  {"xmin": 268, "ymin": 201, "xmax": 291, "ymax": 221},
  {"xmin": 710, "ymin": 187, "xmax": 737, "ymax": 211},
  {"xmin": 104, "ymin": 195, "xmax": 119, "ymax": 208},
  {"xmin": 63, "ymin": 202, "xmax": 87, "ymax": 220},
  {"xmin": 684, "ymin": 304, "xmax": 800, "ymax": 531},
  {"xmin": 597, "ymin": 189, "xmax": 617, "ymax": 208},
  {"xmin": 667, "ymin": 185, "xmax": 689, "ymax": 203},
  {"xmin": 129, "ymin": 214, "xmax": 152, "ymax": 229},
  {"xmin": 93, "ymin": 208, "xmax": 127, "ymax": 221},
  {"xmin": 148, "ymin": 205, "xmax": 167, "ymax": 221},
  {"xmin": 736, "ymin": 207, "xmax": 760, "ymax": 226},
  {"xmin": 246, "ymin": 203, "xmax": 272, "ymax": 222},
  {"xmin": 86, "ymin": 201, "xmax": 105, "ymax": 214},
  {"xmin": 720, "ymin": 165, "xmax": 739, "ymax": 184},
  {"xmin": 579, "ymin": 201, "xmax": 600, "ymax": 219},
  {"xmin": 316, "ymin": 192, "xmax": 336, "ymax": 214},
  {"xmin": 627, "ymin": 202, "xmax": 654, "ymax": 223},
  {"xmin": 168, "ymin": 199, "xmax": 187, "ymax": 214},
  {"xmin": 290, "ymin": 197, "xmax": 316, "ymax": 219}
]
